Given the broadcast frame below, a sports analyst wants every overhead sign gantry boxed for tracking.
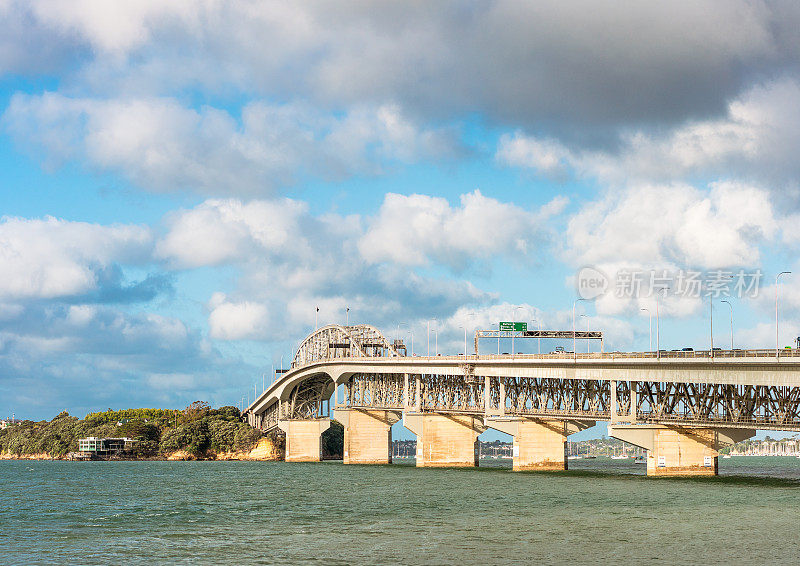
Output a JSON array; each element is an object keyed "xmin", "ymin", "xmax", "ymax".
[{"xmin": 474, "ymin": 328, "xmax": 604, "ymax": 355}]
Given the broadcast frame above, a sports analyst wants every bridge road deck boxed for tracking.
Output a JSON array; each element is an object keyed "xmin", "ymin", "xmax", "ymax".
[{"xmin": 244, "ymin": 324, "xmax": 800, "ymax": 475}]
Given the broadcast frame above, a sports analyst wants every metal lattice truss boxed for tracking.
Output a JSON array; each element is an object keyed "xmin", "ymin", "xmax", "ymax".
[
  {"xmin": 343, "ymin": 375, "xmax": 800, "ymax": 430},
  {"xmin": 632, "ymin": 382, "xmax": 800, "ymax": 429},
  {"xmin": 346, "ymin": 374, "xmax": 407, "ymax": 409},
  {"xmin": 255, "ymin": 374, "xmax": 334, "ymax": 430},
  {"xmin": 419, "ymin": 374, "xmax": 485, "ymax": 412},
  {"xmin": 254, "ymin": 371, "xmax": 800, "ymax": 432},
  {"xmin": 286, "ymin": 374, "xmax": 333, "ymax": 419},
  {"xmin": 501, "ymin": 377, "xmax": 610, "ymax": 419},
  {"xmin": 292, "ymin": 324, "xmax": 401, "ymax": 367},
  {"xmin": 253, "ymin": 401, "xmax": 280, "ymax": 430}
]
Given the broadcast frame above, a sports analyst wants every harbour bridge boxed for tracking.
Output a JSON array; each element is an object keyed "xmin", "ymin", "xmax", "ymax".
[{"xmin": 244, "ymin": 324, "xmax": 800, "ymax": 476}]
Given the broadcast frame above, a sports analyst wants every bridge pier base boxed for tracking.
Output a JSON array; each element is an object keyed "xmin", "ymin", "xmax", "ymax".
[
  {"xmin": 610, "ymin": 425, "xmax": 755, "ymax": 476},
  {"xmin": 278, "ymin": 419, "xmax": 330, "ymax": 462},
  {"xmin": 403, "ymin": 413, "xmax": 485, "ymax": 467},
  {"xmin": 486, "ymin": 418, "xmax": 594, "ymax": 471},
  {"xmin": 334, "ymin": 409, "xmax": 400, "ymax": 464}
]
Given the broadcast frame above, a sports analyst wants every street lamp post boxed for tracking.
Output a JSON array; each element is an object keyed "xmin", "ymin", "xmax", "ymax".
[
  {"xmin": 346, "ymin": 307, "xmax": 349, "ymax": 326},
  {"xmin": 398, "ymin": 322, "xmax": 413, "ymax": 356},
  {"xmin": 777, "ymin": 271, "xmax": 792, "ymax": 358},
  {"xmin": 710, "ymin": 277, "xmax": 733, "ymax": 358},
  {"xmin": 467, "ymin": 312, "xmax": 476, "ymax": 356},
  {"xmin": 640, "ymin": 308, "xmax": 652, "ymax": 352},
  {"xmin": 537, "ymin": 319, "xmax": 542, "ymax": 354},
  {"xmin": 459, "ymin": 325, "xmax": 467, "ymax": 356},
  {"xmin": 428, "ymin": 318, "xmax": 438, "ymax": 356},
  {"xmin": 580, "ymin": 314, "xmax": 590, "ymax": 353},
  {"xmin": 573, "ymin": 299, "xmax": 587, "ymax": 359},
  {"xmin": 710, "ymin": 297, "xmax": 714, "ymax": 358},
  {"xmin": 721, "ymin": 299, "xmax": 733, "ymax": 350},
  {"xmin": 512, "ymin": 306, "xmax": 523, "ymax": 357},
  {"xmin": 655, "ymin": 287, "xmax": 669, "ymax": 359}
]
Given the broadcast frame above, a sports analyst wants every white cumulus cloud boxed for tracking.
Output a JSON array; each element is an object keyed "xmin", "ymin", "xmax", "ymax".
[
  {"xmin": 359, "ymin": 190, "xmax": 566, "ymax": 269},
  {"xmin": 207, "ymin": 293, "xmax": 270, "ymax": 341},
  {"xmin": 0, "ymin": 215, "xmax": 152, "ymax": 300},
  {"xmin": 3, "ymin": 94, "xmax": 461, "ymax": 195}
]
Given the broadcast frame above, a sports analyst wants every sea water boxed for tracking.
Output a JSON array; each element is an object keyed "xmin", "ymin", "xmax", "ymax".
[{"xmin": 2, "ymin": 457, "xmax": 799, "ymax": 565}]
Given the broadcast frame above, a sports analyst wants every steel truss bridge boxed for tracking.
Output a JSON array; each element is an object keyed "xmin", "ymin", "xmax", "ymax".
[{"xmin": 246, "ymin": 324, "xmax": 800, "ymax": 434}]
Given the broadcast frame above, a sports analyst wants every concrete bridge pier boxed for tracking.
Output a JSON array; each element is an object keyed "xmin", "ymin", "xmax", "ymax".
[
  {"xmin": 610, "ymin": 424, "xmax": 755, "ymax": 476},
  {"xmin": 403, "ymin": 413, "xmax": 485, "ymax": 467},
  {"xmin": 486, "ymin": 418, "xmax": 594, "ymax": 471},
  {"xmin": 278, "ymin": 418, "xmax": 331, "ymax": 462},
  {"xmin": 334, "ymin": 408, "xmax": 401, "ymax": 464}
]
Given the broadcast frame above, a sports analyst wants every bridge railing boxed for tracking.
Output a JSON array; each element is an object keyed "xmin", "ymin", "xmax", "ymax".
[{"xmin": 287, "ymin": 348, "xmax": 800, "ymax": 370}]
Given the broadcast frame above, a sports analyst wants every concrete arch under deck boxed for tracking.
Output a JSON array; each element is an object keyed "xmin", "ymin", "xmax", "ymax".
[{"xmin": 250, "ymin": 324, "xmax": 399, "ymax": 417}]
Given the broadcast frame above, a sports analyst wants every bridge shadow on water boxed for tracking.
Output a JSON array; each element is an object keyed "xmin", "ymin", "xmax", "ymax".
[{"xmin": 383, "ymin": 457, "xmax": 800, "ymax": 487}]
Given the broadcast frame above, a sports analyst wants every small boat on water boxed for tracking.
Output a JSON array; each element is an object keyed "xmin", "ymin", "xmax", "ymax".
[
  {"xmin": 633, "ymin": 456, "xmax": 646, "ymax": 464},
  {"xmin": 722, "ymin": 454, "xmax": 732, "ymax": 459},
  {"xmin": 611, "ymin": 454, "xmax": 629, "ymax": 460}
]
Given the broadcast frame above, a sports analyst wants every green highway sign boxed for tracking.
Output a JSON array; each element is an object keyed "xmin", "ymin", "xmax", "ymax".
[{"xmin": 499, "ymin": 321, "xmax": 527, "ymax": 332}]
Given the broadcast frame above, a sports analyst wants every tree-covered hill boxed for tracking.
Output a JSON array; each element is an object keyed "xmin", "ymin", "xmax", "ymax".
[{"xmin": 0, "ymin": 402, "xmax": 263, "ymax": 459}]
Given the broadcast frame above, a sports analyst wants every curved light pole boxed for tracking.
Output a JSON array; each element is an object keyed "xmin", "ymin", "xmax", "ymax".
[
  {"xmin": 531, "ymin": 318, "xmax": 541, "ymax": 354},
  {"xmin": 458, "ymin": 325, "xmax": 467, "ymax": 356},
  {"xmin": 466, "ymin": 312, "xmax": 476, "ymax": 356},
  {"xmin": 580, "ymin": 314, "xmax": 590, "ymax": 353},
  {"xmin": 512, "ymin": 306, "xmax": 523, "ymax": 357},
  {"xmin": 573, "ymin": 299, "xmax": 587, "ymax": 359},
  {"xmin": 710, "ymin": 277, "xmax": 734, "ymax": 358},
  {"xmin": 427, "ymin": 318, "xmax": 439, "ymax": 356},
  {"xmin": 640, "ymin": 308, "xmax": 652, "ymax": 352},
  {"xmin": 398, "ymin": 322, "xmax": 412, "ymax": 356},
  {"xmin": 777, "ymin": 271, "xmax": 792, "ymax": 358},
  {"xmin": 720, "ymin": 299, "xmax": 733, "ymax": 350},
  {"xmin": 537, "ymin": 318, "xmax": 542, "ymax": 354},
  {"xmin": 654, "ymin": 287, "xmax": 669, "ymax": 359}
]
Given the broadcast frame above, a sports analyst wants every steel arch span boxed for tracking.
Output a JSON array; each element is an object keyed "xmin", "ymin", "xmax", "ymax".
[{"xmin": 292, "ymin": 324, "xmax": 401, "ymax": 368}]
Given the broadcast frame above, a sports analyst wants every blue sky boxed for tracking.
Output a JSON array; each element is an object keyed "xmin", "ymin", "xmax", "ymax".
[{"xmin": 3, "ymin": 2, "xmax": 800, "ymax": 441}]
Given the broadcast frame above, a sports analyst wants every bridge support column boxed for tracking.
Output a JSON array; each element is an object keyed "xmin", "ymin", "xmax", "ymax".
[
  {"xmin": 278, "ymin": 419, "xmax": 330, "ymax": 462},
  {"xmin": 334, "ymin": 409, "xmax": 400, "ymax": 464},
  {"xmin": 486, "ymin": 418, "xmax": 594, "ymax": 471},
  {"xmin": 403, "ymin": 413, "xmax": 485, "ymax": 467},
  {"xmin": 610, "ymin": 425, "xmax": 755, "ymax": 476}
]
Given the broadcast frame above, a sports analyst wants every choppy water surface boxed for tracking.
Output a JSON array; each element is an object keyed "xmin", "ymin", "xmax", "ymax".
[{"xmin": 2, "ymin": 457, "xmax": 800, "ymax": 565}]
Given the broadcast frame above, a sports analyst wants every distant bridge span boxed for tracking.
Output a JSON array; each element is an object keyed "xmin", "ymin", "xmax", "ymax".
[{"xmin": 245, "ymin": 324, "xmax": 800, "ymax": 475}]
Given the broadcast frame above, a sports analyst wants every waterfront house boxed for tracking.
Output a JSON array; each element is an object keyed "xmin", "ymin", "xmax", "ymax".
[{"xmin": 77, "ymin": 437, "xmax": 137, "ymax": 457}]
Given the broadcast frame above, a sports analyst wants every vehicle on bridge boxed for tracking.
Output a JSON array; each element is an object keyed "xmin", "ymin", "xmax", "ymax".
[{"xmin": 244, "ymin": 323, "xmax": 800, "ymax": 476}]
